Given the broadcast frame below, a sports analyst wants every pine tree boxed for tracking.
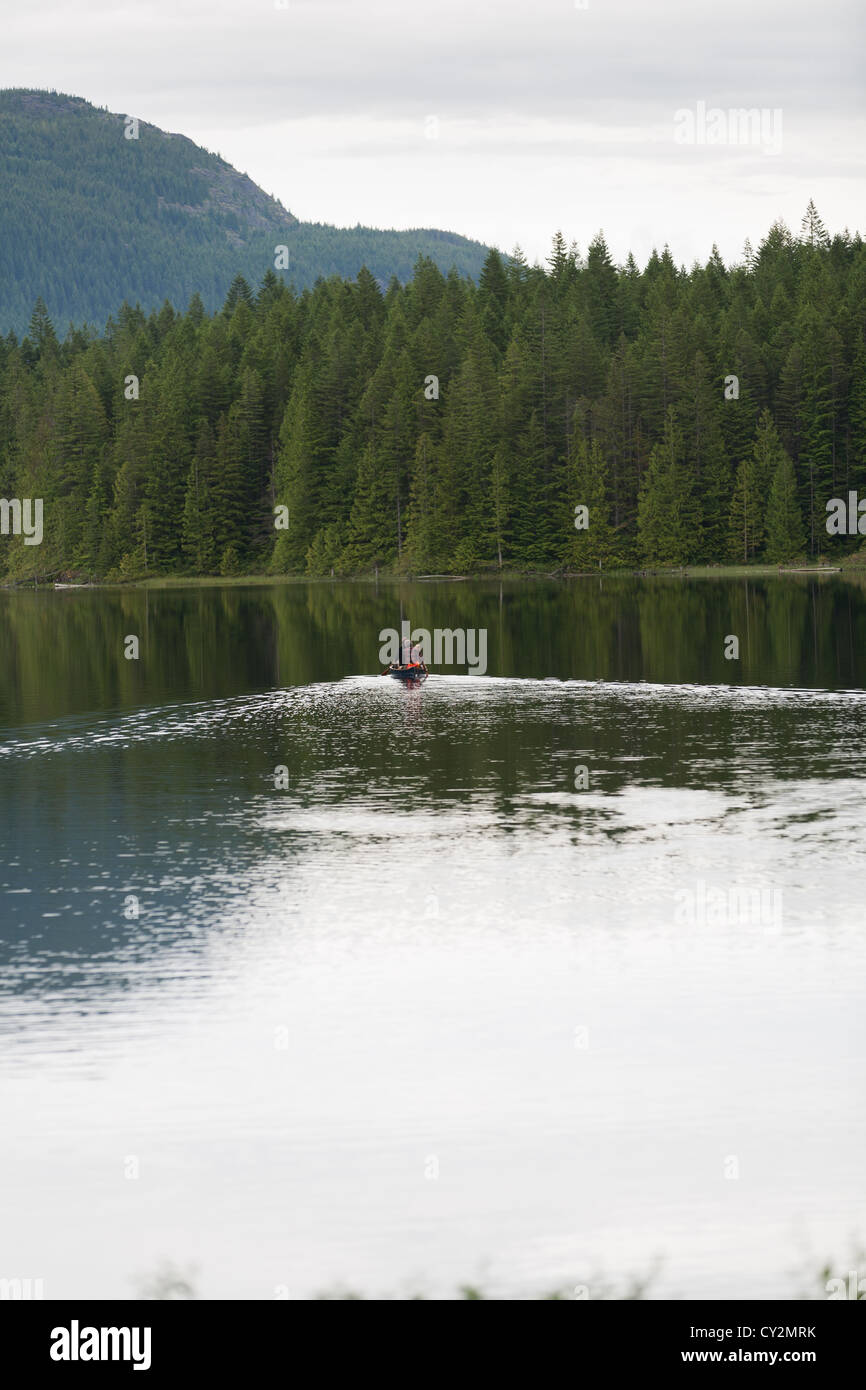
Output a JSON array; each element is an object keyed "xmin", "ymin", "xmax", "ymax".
[
  {"xmin": 181, "ymin": 423, "xmax": 220, "ymax": 572},
  {"xmin": 764, "ymin": 448, "xmax": 805, "ymax": 562},
  {"xmin": 584, "ymin": 232, "xmax": 619, "ymax": 347},
  {"xmin": 341, "ymin": 439, "xmax": 397, "ymax": 571},
  {"xmin": 27, "ymin": 297, "xmax": 59, "ymax": 357},
  {"xmin": 728, "ymin": 409, "xmax": 786, "ymax": 561},
  {"xmin": 141, "ymin": 351, "xmax": 193, "ymax": 571},
  {"xmin": 489, "ymin": 444, "xmax": 510, "ymax": 571},
  {"xmin": 637, "ymin": 409, "xmax": 701, "ymax": 565},
  {"xmin": 478, "ymin": 249, "xmax": 510, "ymax": 354},
  {"xmin": 799, "ymin": 200, "xmax": 829, "ymax": 249},
  {"xmin": 728, "ymin": 455, "xmax": 761, "ymax": 562},
  {"xmin": 79, "ymin": 458, "xmax": 114, "ymax": 575},
  {"xmin": 567, "ymin": 438, "xmax": 614, "ymax": 568},
  {"xmin": 683, "ymin": 354, "xmax": 730, "ymax": 562},
  {"xmin": 270, "ymin": 353, "xmax": 327, "ymax": 571},
  {"xmin": 406, "ymin": 433, "xmax": 451, "ymax": 571},
  {"xmin": 223, "ymin": 274, "xmax": 254, "ymax": 316},
  {"xmin": 848, "ymin": 337, "xmax": 866, "ymax": 497},
  {"xmin": 547, "ymin": 230, "xmax": 572, "ymax": 283},
  {"xmin": 55, "ymin": 362, "xmax": 109, "ymax": 562}
]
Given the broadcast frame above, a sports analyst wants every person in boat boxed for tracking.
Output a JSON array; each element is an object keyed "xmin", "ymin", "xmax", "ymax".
[{"xmin": 392, "ymin": 636, "xmax": 427, "ymax": 673}]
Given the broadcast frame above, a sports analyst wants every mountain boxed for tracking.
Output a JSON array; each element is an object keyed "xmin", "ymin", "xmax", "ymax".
[{"xmin": 0, "ymin": 89, "xmax": 490, "ymax": 336}]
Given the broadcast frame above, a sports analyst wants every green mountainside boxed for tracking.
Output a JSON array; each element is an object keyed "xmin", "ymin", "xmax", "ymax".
[{"xmin": 0, "ymin": 89, "xmax": 490, "ymax": 334}]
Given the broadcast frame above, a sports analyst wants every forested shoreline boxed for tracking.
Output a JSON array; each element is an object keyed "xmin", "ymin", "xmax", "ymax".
[{"xmin": 1, "ymin": 203, "xmax": 865, "ymax": 583}]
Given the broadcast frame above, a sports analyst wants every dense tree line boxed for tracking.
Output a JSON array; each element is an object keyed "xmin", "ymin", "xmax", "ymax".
[
  {"xmin": 0, "ymin": 89, "xmax": 488, "ymax": 335},
  {"xmin": 1, "ymin": 204, "xmax": 865, "ymax": 582}
]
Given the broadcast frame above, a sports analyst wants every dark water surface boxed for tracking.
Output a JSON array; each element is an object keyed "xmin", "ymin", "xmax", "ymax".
[{"xmin": 1, "ymin": 577, "xmax": 864, "ymax": 1298}]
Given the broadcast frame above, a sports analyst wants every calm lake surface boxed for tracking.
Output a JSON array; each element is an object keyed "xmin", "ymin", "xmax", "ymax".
[{"xmin": 1, "ymin": 576, "xmax": 864, "ymax": 1300}]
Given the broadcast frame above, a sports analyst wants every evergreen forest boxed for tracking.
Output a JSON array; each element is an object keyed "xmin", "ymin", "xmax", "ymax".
[{"xmin": 1, "ymin": 202, "xmax": 865, "ymax": 582}]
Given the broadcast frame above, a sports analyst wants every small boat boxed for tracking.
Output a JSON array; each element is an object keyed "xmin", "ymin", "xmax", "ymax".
[{"xmin": 386, "ymin": 662, "xmax": 428, "ymax": 683}]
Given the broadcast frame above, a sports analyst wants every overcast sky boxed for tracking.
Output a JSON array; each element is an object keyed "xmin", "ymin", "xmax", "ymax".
[{"xmin": 1, "ymin": 0, "xmax": 864, "ymax": 268}]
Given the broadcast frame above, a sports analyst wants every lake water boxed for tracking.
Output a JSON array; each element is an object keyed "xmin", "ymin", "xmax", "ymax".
[{"xmin": 1, "ymin": 576, "xmax": 864, "ymax": 1300}]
